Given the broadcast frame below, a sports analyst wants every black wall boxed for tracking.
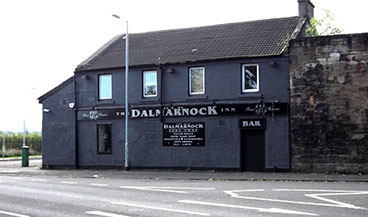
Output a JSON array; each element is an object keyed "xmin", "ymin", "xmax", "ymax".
[
  {"xmin": 42, "ymin": 56, "xmax": 290, "ymax": 170},
  {"xmin": 41, "ymin": 80, "xmax": 76, "ymax": 168}
]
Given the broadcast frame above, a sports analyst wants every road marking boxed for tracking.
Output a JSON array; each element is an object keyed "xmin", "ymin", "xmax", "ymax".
[
  {"xmin": 61, "ymin": 181, "xmax": 77, "ymax": 185},
  {"xmin": 91, "ymin": 183, "xmax": 109, "ymax": 187},
  {"xmin": 225, "ymin": 189, "xmax": 368, "ymax": 210},
  {"xmin": 119, "ymin": 186, "xmax": 214, "ymax": 194},
  {"xmin": 86, "ymin": 211, "xmax": 131, "ymax": 217},
  {"xmin": 30, "ymin": 178, "xmax": 46, "ymax": 182},
  {"xmin": 275, "ymin": 189, "xmax": 368, "ymax": 210},
  {"xmin": 0, "ymin": 210, "xmax": 30, "ymax": 217},
  {"xmin": 11, "ymin": 177, "xmax": 23, "ymax": 180},
  {"xmin": 179, "ymin": 200, "xmax": 318, "ymax": 216},
  {"xmin": 112, "ymin": 201, "xmax": 210, "ymax": 216}
]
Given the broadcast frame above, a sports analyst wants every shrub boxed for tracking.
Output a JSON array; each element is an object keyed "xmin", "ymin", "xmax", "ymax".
[{"xmin": 0, "ymin": 131, "xmax": 41, "ymax": 156}]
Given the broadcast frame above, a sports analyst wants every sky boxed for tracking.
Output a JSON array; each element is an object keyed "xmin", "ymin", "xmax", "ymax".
[{"xmin": 1, "ymin": 0, "xmax": 367, "ymax": 133}]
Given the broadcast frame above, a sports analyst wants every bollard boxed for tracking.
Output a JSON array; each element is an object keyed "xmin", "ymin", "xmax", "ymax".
[{"xmin": 21, "ymin": 146, "xmax": 29, "ymax": 167}]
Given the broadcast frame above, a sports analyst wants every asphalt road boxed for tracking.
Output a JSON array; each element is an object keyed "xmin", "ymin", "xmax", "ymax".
[{"xmin": 0, "ymin": 159, "xmax": 367, "ymax": 217}]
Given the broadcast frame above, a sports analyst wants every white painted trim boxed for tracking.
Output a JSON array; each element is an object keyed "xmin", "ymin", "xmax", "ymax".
[
  {"xmin": 242, "ymin": 64, "xmax": 259, "ymax": 93},
  {"xmin": 143, "ymin": 71, "xmax": 158, "ymax": 97},
  {"xmin": 189, "ymin": 67, "xmax": 205, "ymax": 95},
  {"xmin": 99, "ymin": 74, "xmax": 113, "ymax": 100}
]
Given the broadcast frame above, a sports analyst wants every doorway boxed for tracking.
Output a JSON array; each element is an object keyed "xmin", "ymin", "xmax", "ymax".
[{"xmin": 241, "ymin": 130, "xmax": 265, "ymax": 172}]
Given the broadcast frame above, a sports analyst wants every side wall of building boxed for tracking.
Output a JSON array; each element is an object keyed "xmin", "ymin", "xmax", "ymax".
[
  {"xmin": 289, "ymin": 34, "xmax": 368, "ymax": 173},
  {"xmin": 41, "ymin": 80, "xmax": 76, "ymax": 168}
]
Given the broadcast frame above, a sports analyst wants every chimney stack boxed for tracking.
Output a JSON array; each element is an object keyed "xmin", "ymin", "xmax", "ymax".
[{"xmin": 298, "ymin": 0, "xmax": 314, "ymax": 20}]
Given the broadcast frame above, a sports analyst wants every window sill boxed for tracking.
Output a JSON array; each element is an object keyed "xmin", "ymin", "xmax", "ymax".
[
  {"xmin": 140, "ymin": 97, "xmax": 161, "ymax": 103},
  {"xmin": 96, "ymin": 99, "xmax": 115, "ymax": 105},
  {"xmin": 238, "ymin": 92, "xmax": 263, "ymax": 99},
  {"xmin": 185, "ymin": 95, "xmax": 208, "ymax": 100}
]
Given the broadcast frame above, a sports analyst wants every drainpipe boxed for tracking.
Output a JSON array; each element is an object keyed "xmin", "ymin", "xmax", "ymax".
[
  {"xmin": 74, "ymin": 72, "xmax": 79, "ymax": 169},
  {"xmin": 159, "ymin": 63, "xmax": 164, "ymax": 123}
]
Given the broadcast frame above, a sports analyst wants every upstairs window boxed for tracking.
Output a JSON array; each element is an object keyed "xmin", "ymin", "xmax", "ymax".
[
  {"xmin": 242, "ymin": 64, "xmax": 259, "ymax": 93},
  {"xmin": 189, "ymin": 67, "xmax": 205, "ymax": 95},
  {"xmin": 98, "ymin": 74, "xmax": 112, "ymax": 100},
  {"xmin": 97, "ymin": 124, "xmax": 112, "ymax": 154},
  {"xmin": 143, "ymin": 71, "xmax": 157, "ymax": 97}
]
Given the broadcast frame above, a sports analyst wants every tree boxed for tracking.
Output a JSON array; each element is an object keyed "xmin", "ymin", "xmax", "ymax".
[{"xmin": 306, "ymin": 10, "xmax": 343, "ymax": 37}]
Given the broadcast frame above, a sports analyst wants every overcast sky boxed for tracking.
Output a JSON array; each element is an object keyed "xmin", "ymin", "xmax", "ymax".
[{"xmin": 1, "ymin": 0, "xmax": 367, "ymax": 132}]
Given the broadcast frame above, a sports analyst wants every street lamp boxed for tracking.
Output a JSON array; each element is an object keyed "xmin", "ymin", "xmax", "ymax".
[{"xmin": 113, "ymin": 14, "xmax": 130, "ymax": 170}]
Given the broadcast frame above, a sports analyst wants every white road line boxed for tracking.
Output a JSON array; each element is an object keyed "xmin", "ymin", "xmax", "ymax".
[
  {"xmin": 11, "ymin": 177, "xmax": 23, "ymax": 180},
  {"xmin": 119, "ymin": 186, "xmax": 214, "ymax": 194},
  {"xmin": 274, "ymin": 189, "xmax": 362, "ymax": 193},
  {"xmin": 275, "ymin": 189, "xmax": 368, "ymax": 210},
  {"xmin": 225, "ymin": 189, "xmax": 368, "ymax": 210},
  {"xmin": 86, "ymin": 211, "xmax": 131, "ymax": 217},
  {"xmin": 112, "ymin": 201, "xmax": 210, "ymax": 216},
  {"xmin": 61, "ymin": 181, "xmax": 77, "ymax": 185},
  {"xmin": 30, "ymin": 178, "xmax": 46, "ymax": 182},
  {"xmin": 120, "ymin": 186, "xmax": 187, "ymax": 193},
  {"xmin": 91, "ymin": 183, "xmax": 109, "ymax": 187},
  {"xmin": 179, "ymin": 200, "xmax": 318, "ymax": 216},
  {"xmin": 0, "ymin": 210, "xmax": 30, "ymax": 217}
]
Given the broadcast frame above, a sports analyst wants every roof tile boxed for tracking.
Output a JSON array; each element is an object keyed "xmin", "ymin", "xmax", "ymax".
[{"xmin": 77, "ymin": 16, "xmax": 304, "ymax": 71}]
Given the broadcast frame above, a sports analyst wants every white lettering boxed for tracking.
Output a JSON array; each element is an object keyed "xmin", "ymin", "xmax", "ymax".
[
  {"xmin": 131, "ymin": 109, "xmax": 140, "ymax": 118},
  {"xmin": 155, "ymin": 109, "xmax": 161, "ymax": 117},
  {"xmin": 166, "ymin": 109, "xmax": 173, "ymax": 116},
  {"xmin": 141, "ymin": 110, "xmax": 148, "ymax": 117},
  {"xmin": 182, "ymin": 108, "xmax": 189, "ymax": 116},
  {"xmin": 189, "ymin": 108, "xmax": 198, "ymax": 116},
  {"xmin": 207, "ymin": 106, "xmax": 218, "ymax": 115},
  {"xmin": 199, "ymin": 107, "xmax": 207, "ymax": 115},
  {"xmin": 174, "ymin": 108, "xmax": 182, "ymax": 116}
]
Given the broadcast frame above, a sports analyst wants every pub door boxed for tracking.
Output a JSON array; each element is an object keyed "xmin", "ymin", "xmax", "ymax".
[{"xmin": 241, "ymin": 130, "xmax": 265, "ymax": 172}]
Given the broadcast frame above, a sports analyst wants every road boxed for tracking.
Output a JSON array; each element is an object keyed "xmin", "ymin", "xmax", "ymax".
[
  {"xmin": 0, "ymin": 173, "xmax": 367, "ymax": 217},
  {"xmin": 0, "ymin": 159, "xmax": 367, "ymax": 217}
]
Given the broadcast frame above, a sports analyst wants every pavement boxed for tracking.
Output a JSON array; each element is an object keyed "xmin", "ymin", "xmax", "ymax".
[{"xmin": 0, "ymin": 157, "xmax": 367, "ymax": 182}]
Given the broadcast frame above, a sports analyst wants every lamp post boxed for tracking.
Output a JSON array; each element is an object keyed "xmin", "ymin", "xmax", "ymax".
[{"xmin": 113, "ymin": 15, "xmax": 130, "ymax": 170}]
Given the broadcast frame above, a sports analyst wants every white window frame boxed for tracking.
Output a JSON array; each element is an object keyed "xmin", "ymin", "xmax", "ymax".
[
  {"xmin": 189, "ymin": 67, "xmax": 205, "ymax": 95},
  {"xmin": 143, "ymin": 71, "xmax": 158, "ymax": 97},
  {"xmin": 242, "ymin": 64, "xmax": 259, "ymax": 93},
  {"xmin": 98, "ymin": 74, "xmax": 112, "ymax": 100}
]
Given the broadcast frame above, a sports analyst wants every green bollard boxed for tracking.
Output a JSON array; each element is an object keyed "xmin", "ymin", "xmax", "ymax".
[{"xmin": 22, "ymin": 146, "xmax": 29, "ymax": 167}]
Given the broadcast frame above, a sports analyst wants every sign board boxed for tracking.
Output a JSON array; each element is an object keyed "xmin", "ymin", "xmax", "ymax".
[
  {"xmin": 239, "ymin": 118, "xmax": 266, "ymax": 130},
  {"xmin": 163, "ymin": 122, "xmax": 205, "ymax": 146},
  {"xmin": 77, "ymin": 102, "xmax": 288, "ymax": 121}
]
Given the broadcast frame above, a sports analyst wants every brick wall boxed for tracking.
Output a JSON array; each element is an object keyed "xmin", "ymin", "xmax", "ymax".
[{"xmin": 289, "ymin": 34, "xmax": 368, "ymax": 173}]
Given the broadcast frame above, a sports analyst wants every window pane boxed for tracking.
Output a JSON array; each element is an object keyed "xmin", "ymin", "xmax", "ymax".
[
  {"xmin": 143, "ymin": 71, "xmax": 157, "ymax": 97},
  {"xmin": 243, "ymin": 65, "xmax": 258, "ymax": 91},
  {"xmin": 99, "ymin": 75, "xmax": 112, "ymax": 99},
  {"xmin": 190, "ymin": 67, "xmax": 204, "ymax": 94},
  {"xmin": 98, "ymin": 124, "xmax": 111, "ymax": 154}
]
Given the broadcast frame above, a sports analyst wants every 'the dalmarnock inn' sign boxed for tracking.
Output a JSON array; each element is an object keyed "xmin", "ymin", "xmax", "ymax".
[{"xmin": 78, "ymin": 102, "xmax": 288, "ymax": 121}]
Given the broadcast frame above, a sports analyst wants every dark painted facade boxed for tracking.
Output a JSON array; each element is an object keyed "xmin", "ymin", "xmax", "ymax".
[
  {"xmin": 40, "ymin": 56, "xmax": 292, "ymax": 171},
  {"xmin": 39, "ymin": 4, "xmax": 312, "ymax": 171}
]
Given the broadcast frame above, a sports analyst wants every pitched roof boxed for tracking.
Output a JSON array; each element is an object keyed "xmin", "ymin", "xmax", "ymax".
[
  {"xmin": 76, "ymin": 16, "xmax": 305, "ymax": 71},
  {"xmin": 38, "ymin": 76, "xmax": 74, "ymax": 103}
]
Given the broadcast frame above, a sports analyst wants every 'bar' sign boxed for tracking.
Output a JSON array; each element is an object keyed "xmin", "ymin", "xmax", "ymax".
[{"xmin": 239, "ymin": 118, "xmax": 266, "ymax": 130}]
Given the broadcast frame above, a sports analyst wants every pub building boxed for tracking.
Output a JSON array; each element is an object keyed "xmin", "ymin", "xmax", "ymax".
[{"xmin": 38, "ymin": 1, "xmax": 314, "ymax": 171}]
